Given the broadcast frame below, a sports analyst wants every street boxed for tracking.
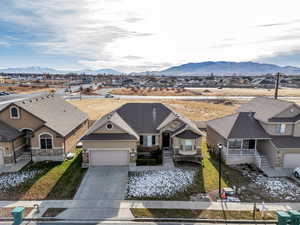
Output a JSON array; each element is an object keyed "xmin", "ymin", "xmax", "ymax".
[{"xmin": 0, "ymin": 222, "xmax": 277, "ymax": 225}]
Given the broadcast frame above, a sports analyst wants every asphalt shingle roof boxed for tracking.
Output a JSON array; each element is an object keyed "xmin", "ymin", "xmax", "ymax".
[
  {"xmin": 176, "ymin": 130, "xmax": 201, "ymax": 139},
  {"xmin": 0, "ymin": 120, "xmax": 22, "ymax": 141},
  {"xmin": 14, "ymin": 94, "xmax": 88, "ymax": 136},
  {"xmin": 270, "ymin": 136, "xmax": 300, "ymax": 149},
  {"xmin": 81, "ymin": 133, "xmax": 137, "ymax": 141},
  {"xmin": 237, "ymin": 97, "xmax": 295, "ymax": 122},
  {"xmin": 207, "ymin": 112, "xmax": 270, "ymax": 139},
  {"xmin": 116, "ymin": 103, "xmax": 172, "ymax": 134}
]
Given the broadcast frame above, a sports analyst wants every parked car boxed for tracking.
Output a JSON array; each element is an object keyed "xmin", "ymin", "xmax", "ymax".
[
  {"xmin": 0, "ymin": 92, "xmax": 10, "ymax": 96},
  {"xmin": 105, "ymin": 93, "xmax": 114, "ymax": 98},
  {"xmin": 293, "ymin": 168, "xmax": 300, "ymax": 178}
]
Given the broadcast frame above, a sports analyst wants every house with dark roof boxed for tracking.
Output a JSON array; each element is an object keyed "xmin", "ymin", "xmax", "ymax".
[
  {"xmin": 0, "ymin": 94, "xmax": 88, "ymax": 167},
  {"xmin": 81, "ymin": 103, "xmax": 203, "ymax": 166},
  {"xmin": 207, "ymin": 97, "xmax": 300, "ymax": 171}
]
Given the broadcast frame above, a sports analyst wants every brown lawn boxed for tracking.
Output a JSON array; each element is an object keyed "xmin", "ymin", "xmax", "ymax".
[
  {"xmin": 0, "ymin": 86, "xmax": 56, "ymax": 94},
  {"xmin": 110, "ymin": 87, "xmax": 300, "ymax": 97},
  {"xmin": 69, "ymin": 98, "xmax": 239, "ymax": 121}
]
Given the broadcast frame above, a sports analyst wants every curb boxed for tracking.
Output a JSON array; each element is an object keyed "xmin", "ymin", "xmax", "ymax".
[{"xmin": 0, "ymin": 217, "xmax": 277, "ymax": 224}]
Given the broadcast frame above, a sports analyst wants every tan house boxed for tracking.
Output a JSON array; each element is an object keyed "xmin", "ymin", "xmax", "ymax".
[
  {"xmin": 81, "ymin": 103, "xmax": 203, "ymax": 167},
  {"xmin": 207, "ymin": 97, "xmax": 300, "ymax": 171},
  {"xmin": 0, "ymin": 94, "xmax": 88, "ymax": 167}
]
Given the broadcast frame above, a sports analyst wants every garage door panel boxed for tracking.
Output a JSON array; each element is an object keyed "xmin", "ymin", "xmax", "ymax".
[
  {"xmin": 283, "ymin": 154, "xmax": 300, "ymax": 169},
  {"xmin": 90, "ymin": 150, "xmax": 129, "ymax": 166}
]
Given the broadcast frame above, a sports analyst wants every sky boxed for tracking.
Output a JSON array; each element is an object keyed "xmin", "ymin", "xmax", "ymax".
[{"xmin": 1, "ymin": 0, "xmax": 300, "ymax": 72}]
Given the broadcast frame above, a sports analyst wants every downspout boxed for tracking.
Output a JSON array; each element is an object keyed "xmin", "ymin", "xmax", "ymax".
[{"xmin": 12, "ymin": 140, "xmax": 16, "ymax": 163}]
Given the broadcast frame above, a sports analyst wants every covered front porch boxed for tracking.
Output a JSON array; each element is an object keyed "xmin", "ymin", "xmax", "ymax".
[{"xmin": 222, "ymin": 138, "xmax": 267, "ymax": 168}]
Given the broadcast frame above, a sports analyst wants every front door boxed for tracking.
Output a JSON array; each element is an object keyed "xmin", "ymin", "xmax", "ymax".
[
  {"xmin": 22, "ymin": 129, "xmax": 33, "ymax": 152},
  {"xmin": 162, "ymin": 133, "xmax": 170, "ymax": 149}
]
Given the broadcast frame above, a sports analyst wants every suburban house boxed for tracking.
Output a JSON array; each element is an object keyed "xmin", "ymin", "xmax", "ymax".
[
  {"xmin": 81, "ymin": 103, "xmax": 203, "ymax": 167},
  {"xmin": 207, "ymin": 97, "xmax": 300, "ymax": 171},
  {"xmin": 0, "ymin": 94, "xmax": 89, "ymax": 167}
]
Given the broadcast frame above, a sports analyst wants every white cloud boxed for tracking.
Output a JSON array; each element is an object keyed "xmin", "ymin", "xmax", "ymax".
[{"xmin": 2, "ymin": 0, "xmax": 300, "ymax": 71}]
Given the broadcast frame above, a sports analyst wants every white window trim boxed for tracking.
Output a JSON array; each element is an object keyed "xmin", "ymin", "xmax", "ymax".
[
  {"xmin": 9, "ymin": 106, "xmax": 20, "ymax": 119},
  {"xmin": 39, "ymin": 132, "xmax": 54, "ymax": 150},
  {"xmin": 275, "ymin": 123, "xmax": 286, "ymax": 134}
]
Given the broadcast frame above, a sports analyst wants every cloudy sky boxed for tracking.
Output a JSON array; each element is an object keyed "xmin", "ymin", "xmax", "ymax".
[{"xmin": 1, "ymin": 0, "xmax": 300, "ymax": 72}]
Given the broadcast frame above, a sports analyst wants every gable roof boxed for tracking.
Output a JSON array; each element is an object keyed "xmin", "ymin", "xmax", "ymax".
[
  {"xmin": 12, "ymin": 94, "xmax": 88, "ymax": 136},
  {"xmin": 0, "ymin": 120, "xmax": 22, "ymax": 142},
  {"xmin": 86, "ymin": 111, "xmax": 139, "ymax": 139},
  {"xmin": 207, "ymin": 112, "xmax": 270, "ymax": 139},
  {"xmin": 237, "ymin": 97, "xmax": 296, "ymax": 122},
  {"xmin": 116, "ymin": 103, "xmax": 172, "ymax": 134}
]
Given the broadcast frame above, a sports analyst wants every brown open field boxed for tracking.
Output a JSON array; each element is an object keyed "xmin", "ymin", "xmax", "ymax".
[
  {"xmin": 0, "ymin": 86, "xmax": 55, "ymax": 94},
  {"xmin": 110, "ymin": 88, "xmax": 200, "ymax": 96},
  {"xmin": 69, "ymin": 98, "xmax": 239, "ymax": 121},
  {"xmin": 110, "ymin": 87, "xmax": 300, "ymax": 97}
]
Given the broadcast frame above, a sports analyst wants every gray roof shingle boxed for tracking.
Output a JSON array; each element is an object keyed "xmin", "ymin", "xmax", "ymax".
[
  {"xmin": 270, "ymin": 136, "xmax": 300, "ymax": 149},
  {"xmin": 207, "ymin": 112, "xmax": 270, "ymax": 139},
  {"xmin": 0, "ymin": 121, "xmax": 22, "ymax": 141},
  {"xmin": 14, "ymin": 94, "xmax": 88, "ymax": 136},
  {"xmin": 81, "ymin": 133, "xmax": 137, "ymax": 141},
  {"xmin": 116, "ymin": 103, "xmax": 172, "ymax": 134},
  {"xmin": 237, "ymin": 97, "xmax": 295, "ymax": 122},
  {"xmin": 176, "ymin": 130, "xmax": 201, "ymax": 139}
]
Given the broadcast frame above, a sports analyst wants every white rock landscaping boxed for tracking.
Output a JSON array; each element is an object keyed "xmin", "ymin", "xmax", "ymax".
[
  {"xmin": 127, "ymin": 168, "xmax": 196, "ymax": 198},
  {"xmin": 253, "ymin": 175, "xmax": 300, "ymax": 201},
  {"xmin": 0, "ymin": 170, "xmax": 42, "ymax": 191}
]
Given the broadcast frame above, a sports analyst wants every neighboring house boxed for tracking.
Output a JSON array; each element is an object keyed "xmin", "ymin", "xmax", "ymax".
[
  {"xmin": 0, "ymin": 94, "xmax": 89, "ymax": 167},
  {"xmin": 207, "ymin": 97, "xmax": 300, "ymax": 170},
  {"xmin": 81, "ymin": 103, "xmax": 203, "ymax": 167}
]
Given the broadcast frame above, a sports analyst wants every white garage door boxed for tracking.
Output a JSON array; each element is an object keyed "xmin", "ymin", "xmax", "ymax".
[
  {"xmin": 0, "ymin": 147, "xmax": 4, "ymax": 166},
  {"xmin": 90, "ymin": 150, "xmax": 129, "ymax": 166},
  {"xmin": 283, "ymin": 154, "xmax": 300, "ymax": 168}
]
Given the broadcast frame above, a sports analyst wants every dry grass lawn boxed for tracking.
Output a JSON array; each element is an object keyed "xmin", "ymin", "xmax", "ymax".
[
  {"xmin": 110, "ymin": 87, "xmax": 300, "ymax": 97},
  {"xmin": 111, "ymin": 88, "xmax": 200, "ymax": 96},
  {"xmin": 131, "ymin": 208, "xmax": 276, "ymax": 220},
  {"xmin": 0, "ymin": 86, "xmax": 55, "ymax": 94},
  {"xmin": 69, "ymin": 98, "xmax": 238, "ymax": 121}
]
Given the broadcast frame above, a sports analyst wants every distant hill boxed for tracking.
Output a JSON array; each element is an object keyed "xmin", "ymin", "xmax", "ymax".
[
  {"xmin": 159, "ymin": 61, "xmax": 300, "ymax": 75},
  {"xmin": 0, "ymin": 67, "xmax": 123, "ymax": 75}
]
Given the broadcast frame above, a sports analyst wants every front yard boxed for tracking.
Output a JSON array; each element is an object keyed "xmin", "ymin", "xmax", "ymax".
[
  {"xmin": 0, "ymin": 149, "xmax": 86, "ymax": 200},
  {"xmin": 127, "ymin": 142, "xmax": 300, "ymax": 202}
]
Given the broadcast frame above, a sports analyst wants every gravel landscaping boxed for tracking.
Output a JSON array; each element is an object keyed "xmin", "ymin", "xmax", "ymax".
[
  {"xmin": 127, "ymin": 168, "xmax": 196, "ymax": 199},
  {"xmin": 0, "ymin": 170, "xmax": 43, "ymax": 191}
]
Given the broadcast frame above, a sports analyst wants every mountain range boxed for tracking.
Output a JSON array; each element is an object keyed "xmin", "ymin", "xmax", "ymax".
[
  {"xmin": 158, "ymin": 61, "xmax": 300, "ymax": 75},
  {"xmin": 0, "ymin": 67, "xmax": 123, "ymax": 75},
  {"xmin": 1, "ymin": 61, "xmax": 300, "ymax": 75}
]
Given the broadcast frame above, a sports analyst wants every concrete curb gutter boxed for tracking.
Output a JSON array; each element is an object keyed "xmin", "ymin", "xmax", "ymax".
[{"xmin": 0, "ymin": 217, "xmax": 277, "ymax": 224}]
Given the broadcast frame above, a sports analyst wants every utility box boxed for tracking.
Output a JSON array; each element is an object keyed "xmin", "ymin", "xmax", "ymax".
[
  {"xmin": 277, "ymin": 211, "xmax": 291, "ymax": 225},
  {"xmin": 289, "ymin": 210, "xmax": 300, "ymax": 225},
  {"xmin": 11, "ymin": 206, "xmax": 25, "ymax": 225}
]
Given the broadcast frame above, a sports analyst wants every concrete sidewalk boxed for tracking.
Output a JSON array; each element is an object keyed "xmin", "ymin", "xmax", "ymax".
[{"xmin": 1, "ymin": 200, "xmax": 300, "ymax": 211}]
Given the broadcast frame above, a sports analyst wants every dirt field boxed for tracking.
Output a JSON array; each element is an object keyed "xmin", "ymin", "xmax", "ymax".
[
  {"xmin": 110, "ymin": 87, "xmax": 300, "ymax": 97},
  {"xmin": 110, "ymin": 88, "xmax": 199, "ymax": 96},
  {"xmin": 69, "ymin": 98, "xmax": 239, "ymax": 121},
  {"xmin": 0, "ymin": 86, "xmax": 56, "ymax": 94}
]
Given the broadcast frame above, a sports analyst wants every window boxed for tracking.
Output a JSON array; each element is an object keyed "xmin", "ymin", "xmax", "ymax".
[
  {"xmin": 275, "ymin": 124, "xmax": 286, "ymax": 134},
  {"xmin": 183, "ymin": 139, "xmax": 193, "ymax": 151},
  {"xmin": 140, "ymin": 135, "xmax": 156, "ymax": 146},
  {"xmin": 40, "ymin": 134, "xmax": 53, "ymax": 150},
  {"xmin": 228, "ymin": 139, "xmax": 242, "ymax": 149},
  {"xmin": 106, "ymin": 123, "xmax": 113, "ymax": 130},
  {"xmin": 10, "ymin": 106, "xmax": 19, "ymax": 119},
  {"xmin": 243, "ymin": 139, "xmax": 256, "ymax": 149}
]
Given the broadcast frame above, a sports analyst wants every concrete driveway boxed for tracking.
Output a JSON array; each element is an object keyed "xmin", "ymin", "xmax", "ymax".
[{"xmin": 74, "ymin": 166, "xmax": 128, "ymax": 200}]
